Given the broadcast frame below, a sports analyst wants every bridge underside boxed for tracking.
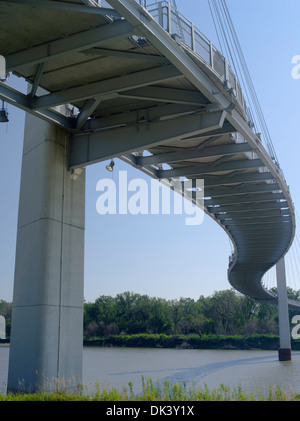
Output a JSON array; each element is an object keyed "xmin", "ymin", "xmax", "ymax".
[
  {"xmin": 0, "ymin": 0, "xmax": 295, "ymax": 302},
  {"xmin": 1, "ymin": 0, "xmax": 297, "ymax": 393},
  {"xmin": 0, "ymin": 0, "xmax": 295, "ymax": 330}
]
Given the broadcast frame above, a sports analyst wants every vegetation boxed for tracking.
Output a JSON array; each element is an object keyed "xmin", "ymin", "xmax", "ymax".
[
  {"xmin": 0, "ymin": 377, "xmax": 300, "ymax": 401},
  {"xmin": 83, "ymin": 288, "xmax": 300, "ymax": 339},
  {"xmin": 2, "ymin": 288, "xmax": 300, "ymax": 349},
  {"xmin": 84, "ymin": 332, "xmax": 294, "ymax": 350},
  {"xmin": 2, "ymin": 290, "xmax": 300, "ymax": 401}
]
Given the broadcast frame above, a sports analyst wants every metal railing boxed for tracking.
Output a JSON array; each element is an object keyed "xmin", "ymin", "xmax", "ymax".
[
  {"xmin": 98, "ymin": 1, "xmax": 259, "ymax": 142},
  {"xmin": 143, "ymin": 1, "xmax": 247, "ymax": 116},
  {"xmin": 228, "ymin": 252, "xmax": 235, "ymax": 268}
]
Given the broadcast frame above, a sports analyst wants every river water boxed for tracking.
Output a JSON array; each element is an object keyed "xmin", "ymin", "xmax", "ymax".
[{"xmin": 1, "ymin": 345, "xmax": 300, "ymax": 397}]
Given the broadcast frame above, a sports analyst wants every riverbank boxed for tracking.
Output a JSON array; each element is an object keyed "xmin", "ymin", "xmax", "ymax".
[
  {"xmin": 3, "ymin": 333, "xmax": 300, "ymax": 350},
  {"xmin": 1, "ymin": 378, "xmax": 300, "ymax": 401},
  {"xmin": 83, "ymin": 333, "xmax": 300, "ymax": 350}
]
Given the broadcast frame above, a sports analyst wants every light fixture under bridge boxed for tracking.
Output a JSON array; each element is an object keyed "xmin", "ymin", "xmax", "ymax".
[
  {"xmin": 0, "ymin": 101, "xmax": 8, "ymax": 123},
  {"xmin": 106, "ymin": 159, "xmax": 115, "ymax": 172}
]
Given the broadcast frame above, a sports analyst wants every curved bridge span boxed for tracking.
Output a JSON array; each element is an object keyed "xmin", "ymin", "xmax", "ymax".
[{"xmin": 0, "ymin": 0, "xmax": 298, "ymax": 391}]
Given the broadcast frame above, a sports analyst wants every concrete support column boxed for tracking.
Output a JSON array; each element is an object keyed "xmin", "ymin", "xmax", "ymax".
[
  {"xmin": 276, "ymin": 257, "xmax": 292, "ymax": 362},
  {"xmin": 7, "ymin": 113, "xmax": 85, "ymax": 393}
]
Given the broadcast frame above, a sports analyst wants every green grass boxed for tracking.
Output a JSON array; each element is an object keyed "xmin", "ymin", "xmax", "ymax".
[{"xmin": 1, "ymin": 376, "xmax": 300, "ymax": 401}]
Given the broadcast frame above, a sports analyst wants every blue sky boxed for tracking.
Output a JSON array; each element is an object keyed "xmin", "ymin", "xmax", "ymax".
[{"xmin": 1, "ymin": 0, "xmax": 300, "ymax": 303}]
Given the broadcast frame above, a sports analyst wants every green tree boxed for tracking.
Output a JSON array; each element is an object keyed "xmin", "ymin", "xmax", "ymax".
[
  {"xmin": 114, "ymin": 292, "xmax": 151, "ymax": 334},
  {"xmin": 148, "ymin": 297, "xmax": 173, "ymax": 334},
  {"xmin": 237, "ymin": 294, "xmax": 258, "ymax": 337},
  {"xmin": 176, "ymin": 298, "xmax": 197, "ymax": 335},
  {"xmin": 169, "ymin": 299, "xmax": 185, "ymax": 334},
  {"xmin": 203, "ymin": 289, "xmax": 240, "ymax": 335}
]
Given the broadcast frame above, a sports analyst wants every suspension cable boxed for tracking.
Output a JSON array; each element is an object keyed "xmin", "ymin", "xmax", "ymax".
[{"xmin": 208, "ymin": 0, "xmax": 280, "ymax": 166}]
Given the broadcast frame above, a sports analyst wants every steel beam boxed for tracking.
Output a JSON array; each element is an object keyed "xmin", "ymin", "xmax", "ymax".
[
  {"xmin": 6, "ymin": 19, "xmax": 134, "ymax": 72},
  {"xmin": 157, "ymin": 158, "xmax": 264, "ymax": 179},
  {"xmin": 0, "ymin": 81, "xmax": 73, "ymax": 129},
  {"xmin": 212, "ymin": 191, "xmax": 285, "ymax": 204},
  {"xmin": 237, "ymin": 255, "xmax": 284, "ymax": 261},
  {"xmin": 69, "ymin": 110, "xmax": 226, "ymax": 168},
  {"xmin": 228, "ymin": 224, "xmax": 292, "ymax": 233},
  {"xmin": 204, "ymin": 182, "xmax": 280, "ymax": 198},
  {"xmin": 81, "ymin": 103, "xmax": 200, "ymax": 132},
  {"xmin": 0, "ymin": 0, "xmax": 122, "ymax": 17},
  {"xmin": 236, "ymin": 231, "xmax": 291, "ymax": 238},
  {"xmin": 205, "ymin": 193, "xmax": 284, "ymax": 208},
  {"xmin": 190, "ymin": 191, "xmax": 283, "ymax": 207},
  {"xmin": 236, "ymin": 242, "xmax": 291, "ymax": 248},
  {"xmin": 238, "ymin": 251, "xmax": 288, "ymax": 257},
  {"xmin": 225, "ymin": 213, "xmax": 291, "ymax": 222},
  {"xmin": 75, "ymin": 97, "xmax": 102, "ymax": 131},
  {"xmin": 33, "ymin": 65, "xmax": 182, "ymax": 110},
  {"xmin": 225, "ymin": 231, "xmax": 290, "ymax": 239},
  {"xmin": 235, "ymin": 240, "xmax": 291, "ymax": 248},
  {"xmin": 237, "ymin": 250, "xmax": 289, "ymax": 256},
  {"xmin": 182, "ymin": 121, "xmax": 237, "ymax": 139},
  {"xmin": 213, "ymin": 202, "xmax": 288, "ymax": 215},
  {"xmin": 235, "ymin": 236, "xmax": 291, "ymax": 243},
  {"xmin": 84, "ymin": 47, "xmax": 169, "ymax": 63},
  {"xmin": 223, "ymin": 218, "xmax": 292, "ymax": 227},
  {"xmin": 222, "ymin": 216, "xmax": 292, "ymax": 226},
  {"xmin": 119, "ymin": 86, "xmax": 209, "ymax": 106},
  {"xmin": 29, "ymin": 63, "xmax": 45, "ymax": 98},
  {"xmin": 237, "ymin": 241, "xmax": 290, "ymax": 247},
  {"xmin": 208, "ymin": 201, "xmax": 288, "ymax": 213},
  {"xmin": 137, "ymin": 142, "xmax": 253, "ymax": 166},
  {"xmin": 238, "ymin": 243, "xmax": 285, "ymax": 248},
  {"xmin": 183, "ymin": 171, "xmax": 275, "ymax": 188},
  {"xmin": 221, "ymin": 209, "xmax": 290, "ymax": 219},
  {"xmin": 229, "ymin": 235, "xmax": 292, "ymax": 243}
]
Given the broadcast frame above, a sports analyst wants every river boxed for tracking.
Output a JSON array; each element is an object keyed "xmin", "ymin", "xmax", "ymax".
[{"xmin": 1, "ymin": 345, "xmax": 300, "ymax": 397}]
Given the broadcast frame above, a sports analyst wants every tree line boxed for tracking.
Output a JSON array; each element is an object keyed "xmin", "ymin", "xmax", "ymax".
[
  {"xmin": 83, "ymin": 288, "xmax": 300, "ymax": 339},
  {"xmin": 1, "ymin": 288, "xmax": 300, "ymax": 340}
]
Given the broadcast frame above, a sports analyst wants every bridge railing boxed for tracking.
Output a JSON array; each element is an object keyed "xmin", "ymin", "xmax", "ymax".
[
  {"xmin": 100, "ymin": 1, "xmax": 247, "ymax": 117},
  {"xmin": 228, "ymin": 252, "xmax": 235, "ymax": 268},
  {"xmin": 143, "ymin": 1, "xmax": 247, "ymax": 116}
]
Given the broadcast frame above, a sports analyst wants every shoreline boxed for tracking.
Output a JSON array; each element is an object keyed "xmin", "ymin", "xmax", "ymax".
[
  {"xmin": 2, "ymin": 334, "xmax": 300, "ymax": 351},
  {"xmin": 83, "ymin": 333, "xmax": 300, "ymax": 351}
]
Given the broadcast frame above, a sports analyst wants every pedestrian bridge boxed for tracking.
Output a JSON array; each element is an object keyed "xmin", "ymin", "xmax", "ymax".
[{"xmin": 0, "ymin": 0, "xmax": 299, "ymax": 392}]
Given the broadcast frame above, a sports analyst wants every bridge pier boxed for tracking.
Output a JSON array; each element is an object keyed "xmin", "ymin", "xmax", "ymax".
[
  {"xmin": 7, "ymin": 113, "xmax": 85, "ymax": 393},
  {"xmin": 276, "ymin": 257, "xmax": 292, "ymax": 362}
]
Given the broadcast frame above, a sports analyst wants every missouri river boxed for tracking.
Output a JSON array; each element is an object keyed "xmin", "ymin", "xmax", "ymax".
[{"xmin": 1, "ymin": 345, "xmax": 300, "ymax": 396}]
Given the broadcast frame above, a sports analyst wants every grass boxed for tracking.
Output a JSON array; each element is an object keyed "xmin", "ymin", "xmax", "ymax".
[{"xmin": 1, "ymin": 376, "xmax": 300, "ymax": 401}]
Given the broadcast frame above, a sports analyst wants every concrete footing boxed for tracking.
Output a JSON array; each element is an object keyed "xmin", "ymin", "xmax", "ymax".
[
  {"xmin": 278, "ymin": 348, "xmax": 292, "ymax": 362},
  {"xmin": 276, "ymin": 257, "xmax": 292, "ymax": 362},
  {"xmin": 7, "ymin": 113, "xmax": 85, "ymax": 393}
]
